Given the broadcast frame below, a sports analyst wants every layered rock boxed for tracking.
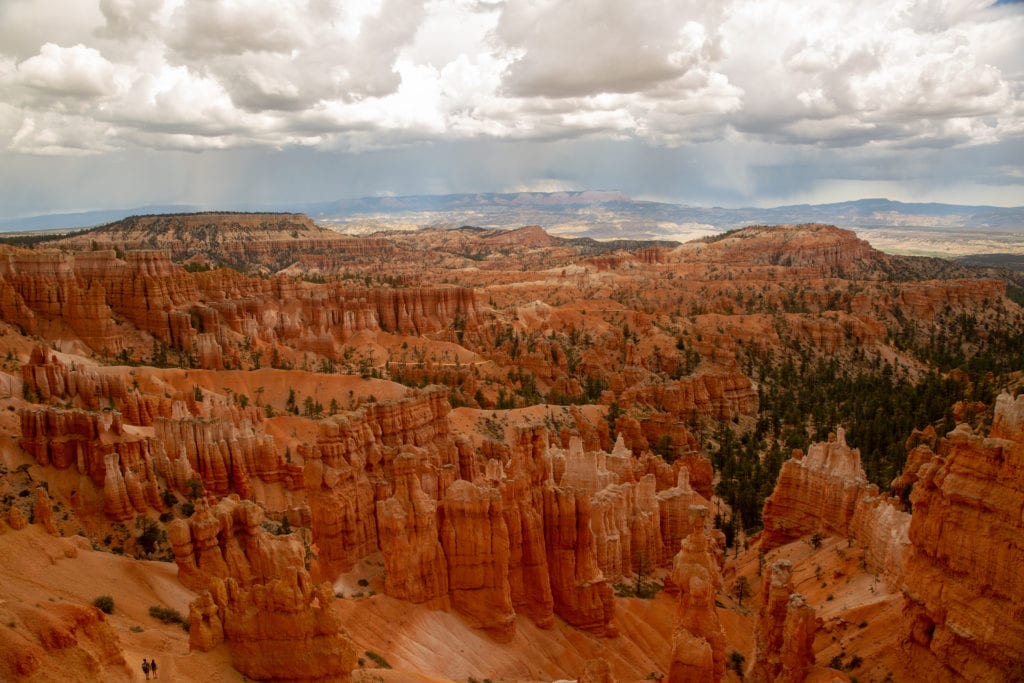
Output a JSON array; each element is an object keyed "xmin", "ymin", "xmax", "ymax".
[
  {"xmin": 302, "ymin": 442, "xmax": 378, "ymax": 576},
  {"xmin": 189, "ymin": 568, "xmax": 357, "ymax": 682},
  {"xmin": 674, "ymin": 224, "xmax": 884, "ymax": 276},
  {"xmin": 376, "ymin": 452, "xmax": 449, "ymax": 604},
  {"xmin": 21, "ymin": 345, "xmax": 129, "ymax": 409},
  {"xmin": 762, "ymin": 429, "xmax": 867, "ymax": 545},
  {"xmin": 668, "ymin": 508, "xmax": 726, "ymax": 683},
  {"xmin": 901, "ymin": 392, "xmax": 1024, "ymax": 682},
  {"xmin": 762, "ymin": 428, "xmax": 911, "ymax": 586},
  {"xmin": 154, "ymin": 414, "xmax": 280, "ymax": 499},
  {"xmin": 542, "ymin": 485, "xmax": 615, "ymax": 634},
  {"xmin": 439, "ymin": 479, "xmax": 515, "ymax": 640},
  {"xmin": 492, "ymin": 426, "xmax": 554, "ymax": 627},
  {"xmin": 19, "ymin": 405, "xmax": 165, "ymax": 520},
  {"xmin": 657, "ymin": 467, "xmax": 712, "ymax": 563},
  {"xmin": 750, "ymin": 560, "xmax": 817, "ymax": 683},
  {"xmin": 590, "ymin": 475, "xmax": 664, "ymax": 582},
  {"xmin": 2, "ymin": 236, "xmax": 480, "ymax": 372},
  {"xmin": 616, "ymin": 371, "xmax": 758, "ymax": 422},
  {"xmin": 169, "ymin": 496, "xmax": 305, "ymax": 593}
]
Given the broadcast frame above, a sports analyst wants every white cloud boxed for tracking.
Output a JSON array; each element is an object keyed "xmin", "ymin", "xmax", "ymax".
[
  {"xmin": 7, "ymin": 43, "xmax": 117, "ymax": 100},
  {"xmin": 0, "ymin": 0, "xmax": 1018, "ymax": 167}
]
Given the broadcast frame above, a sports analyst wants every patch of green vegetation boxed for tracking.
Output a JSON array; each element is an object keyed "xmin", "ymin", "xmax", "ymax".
[
  {"xmin": 364, "ymin": 651, "xmax": 391, "ymax": 669},
  {"xmin": 148, "ymin": 606, "xmax": 189, "ymax": 632},
  {"xmin": 92, "ymin": 596, "xmax": 114, "ymax": 614}
]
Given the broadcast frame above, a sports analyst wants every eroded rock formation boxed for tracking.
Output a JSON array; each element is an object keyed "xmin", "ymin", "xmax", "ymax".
[
  {"xmin": 178, "ymin": 493, "xmax": 358, "ymax": 681},
  {"xmin": 170, "ymin": 496, "xmax": 305, "ymax": 593},
  {"xmin": 901, "ymin": 392, "xmax": 1024, "ymax": 682},
  {"xmin": 439, "ymin": 479, "xmax": 515, "ymax": 640},
  {"xmin": 189, "ymin": 568, "xmax": 357, "ymax": 682},
  {"xmin": 376, "ymin": 452, "xmax": 449, "ymax": 604},
  {"xmin": 750, "ymin": 560, "xmax": 817, "ymax": 683},
  {"xmin": 761, "ymin": 428, "xmax": 910, "ymax": 584},
  {"xmin": 668, "ymin": 507, "xmax": 725, "ymax": 683}
]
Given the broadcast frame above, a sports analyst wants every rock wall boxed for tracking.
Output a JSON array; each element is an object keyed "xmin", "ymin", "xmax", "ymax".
[
  {"xmin": 376, "ymin": 453, "xmax": 449, "ymax": 604},
  {"xmin": 0, "ymin": 243, "xmax": 480, "ymax": 368},
  {"xmin": 901, "ymin": 392, "xmax": 1024, "ymax": 682},
  {"xmin": 439, "ymin": 479, "xmax": 515, "ymax": 641},
  {"xmin": 169, "ymin": 496, "xmax": 305, "ymax": 593},
  {"xmin": 616, "ymin": 371, "xmax": 758, "ymax": 422},
  {"xmin": 657, "ymin": 467, "xmax": 712, "ymax": 564},
  {"xmin": 175, "ymin": 493, "xmax": 360, "ymax": 680},
  {"xmin": 543, "ymin": 485, "xmax": 615, "ymax": 635},
  {"xmin": 189, "ymin": 569, "xmax": 357, "ymax": 683},
  {"xmin": 499, "ymin": 427, "xmax": 555, "ymax": 628},
  {"xmin": 761, "ymin": 428, "xmax": 910, "ymax": 585}
]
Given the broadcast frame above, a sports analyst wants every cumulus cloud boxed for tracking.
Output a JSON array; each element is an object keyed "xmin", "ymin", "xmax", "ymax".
[
  {"xmin": 6, "ymin": 43, "xmax": 118, "ymax": 100},
  {"xmin": 0, "ymin": 0, "xmax": 1018, "ymax": 168},
  {"xmin": 494, "ymin": 0, "xmax": 727, "ymax": 98},
  {"xmin": 722, "ymin": 0, "xmax": 1022, "ymax": 148}
]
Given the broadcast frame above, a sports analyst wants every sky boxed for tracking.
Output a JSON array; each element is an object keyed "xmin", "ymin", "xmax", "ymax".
[{"xmin": 0, "ymin": 0, "xmax": 1023, "ymax": 218}]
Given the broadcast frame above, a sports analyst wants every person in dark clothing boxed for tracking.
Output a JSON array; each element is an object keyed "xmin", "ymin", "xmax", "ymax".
[
  {"xmin": 150, "ymin": 658, "xmax": 158, "ymax": 678},
  {"xmin": 142, "ymin": 659, "xmax": 150, "ymax": 680}
]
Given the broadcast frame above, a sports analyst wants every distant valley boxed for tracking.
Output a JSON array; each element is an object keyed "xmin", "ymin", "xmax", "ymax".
[{"xmin": 2, "ymin": 192, "xmax": 1023, "ymax": 261}]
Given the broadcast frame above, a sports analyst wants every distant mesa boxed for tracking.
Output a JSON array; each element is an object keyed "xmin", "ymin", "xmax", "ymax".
[{"xmin": 47, "ymin": 211, "xmax": 395, "ymax": 274}]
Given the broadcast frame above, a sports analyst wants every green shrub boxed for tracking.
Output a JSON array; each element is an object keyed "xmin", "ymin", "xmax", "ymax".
[
  {"xmin": 148, "ymin": 606, "xmax": 189, "ymax": 631},
  {"xmin": 365, "ymin": 651, "xmax": 391, "ymax": 669},
  {"xmin": 93, "ymin": 595, "xmax": 114, "ymax": 614}
]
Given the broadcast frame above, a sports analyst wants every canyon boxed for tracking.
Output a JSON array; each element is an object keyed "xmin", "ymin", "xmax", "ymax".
[{"xmin": 0, "ymin": 212, "xmax": 1022, "ymax": 682}]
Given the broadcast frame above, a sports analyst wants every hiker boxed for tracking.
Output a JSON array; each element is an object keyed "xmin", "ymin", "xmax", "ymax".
[
  {"xmin": 142, "ymin": 658, "xmax": 150, "ymax": 680},
  {"xmin": 150, "ymin": 658, "xmax": 158, "ymax": 679}
]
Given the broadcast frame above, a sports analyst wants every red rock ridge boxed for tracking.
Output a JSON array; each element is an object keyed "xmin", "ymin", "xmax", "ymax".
[
  {"xmin": 761, "ymin": 428, "xmax": 910, "ymax": 586},
  {"xmin": 376, "ymin": 452, "xmax": 450, "ymax": 604},
  {"xmin": 901, "ymin": 392, "xmax": 1024, "ymax": 682},
  {"xmin": 439, "ymin": 479, "xmax": 515, "ymax": 641},
  {"xmin": 169, "ymin": 496, "xmax": 305, "ymax": 593}
]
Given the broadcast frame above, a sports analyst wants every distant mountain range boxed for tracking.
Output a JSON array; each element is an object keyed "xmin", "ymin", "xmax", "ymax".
[
  {"xmin": 2, "ymin": 193, "xmax": 1022, "ymax": 238},
  {"xmin": 298, "ymin": 193, "xmax": 1024, "ymax": 231}
]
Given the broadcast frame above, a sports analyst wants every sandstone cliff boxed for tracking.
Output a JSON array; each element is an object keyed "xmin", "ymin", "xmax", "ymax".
[
  {"xmin": 761, "ymin": 428, "xmax": 910, "ymax": 585},
  {"xmin": 901, "ymin": 392, "xmax": 1024, "ymax": 682},
  {"xmin": 190, "ymin": 568, "xmax": 357, "ymax": 682},
  {"xmin": 674, "ymin": 224, "xmax": 885, "ymax": 277},
  {"xmin": 439, "ymin": 479, "xmax": 515, "ymax": 640},
  {"xmin": 169, "ymin": 496, "xmax": 305, "ymax": 593},
  {"xmin": 176, "ymin": 494, "xmax": 358, "ymax": 681},
  {"xmin": 376, "ymin": 452, "xmax": 449, "ymax": 604}
]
